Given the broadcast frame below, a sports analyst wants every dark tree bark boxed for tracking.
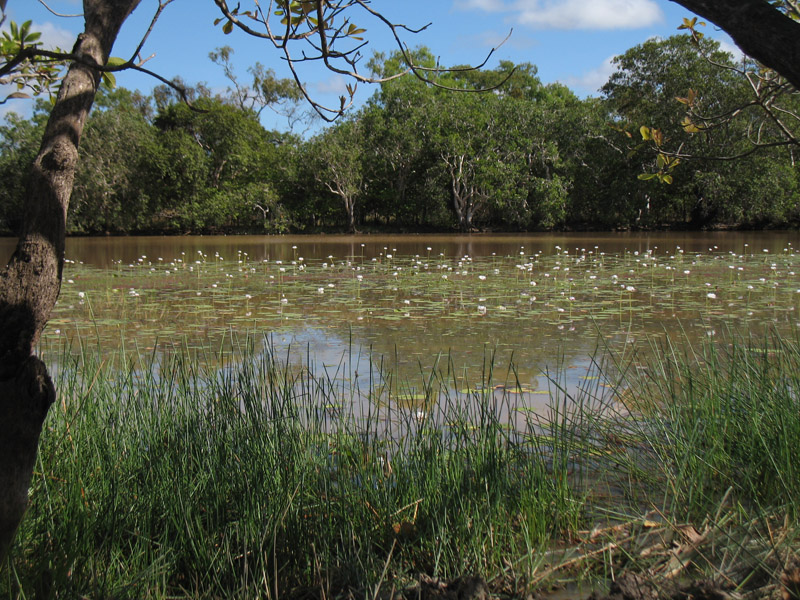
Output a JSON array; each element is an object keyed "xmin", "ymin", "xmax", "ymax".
[
  {"xmin": 669, "ymin": 0, "xmax": 800, "ymax": 90},
  {"xmin": 0, "ymin": 0, "xmax": 141, "ymax": 561}
]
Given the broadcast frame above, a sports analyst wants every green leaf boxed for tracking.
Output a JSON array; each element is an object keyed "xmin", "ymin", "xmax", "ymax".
[
  {"xmin": 101, "ymin": 70, "xmax": 116, "ymax": 89},
  {"xmin": 106, "ymin": 56, "xmax": 127, "ymax": 68},
  {"xmin": 638, "ymin": 173, "xmax": 656, "ymax": 181},
  {"xmin": 223, "ymin": 20, "xmax": 234, "ymax": 34},
  {"xmin": 639, "ymin": 125, "xmax": 651, "ymax": 141}
]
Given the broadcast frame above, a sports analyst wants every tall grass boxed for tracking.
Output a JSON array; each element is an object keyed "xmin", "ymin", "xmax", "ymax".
[
  {"xmin": 609, "ymin": 327, "xmax": 800, "ymax": 521},
  {"xmin": 4, "ymin": 336, "xmax": 587, "ymax": 599},
  {"xmin": 4, "ymin": 329, "xmax": 800, "ymax": 598}
]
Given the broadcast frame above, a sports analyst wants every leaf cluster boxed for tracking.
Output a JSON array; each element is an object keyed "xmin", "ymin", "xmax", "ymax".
[{"xmin": 0, "ymin": 19, "xmax": 65, "ymax": 103}]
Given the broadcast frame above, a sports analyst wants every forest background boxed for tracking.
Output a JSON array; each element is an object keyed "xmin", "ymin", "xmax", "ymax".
[{"xmin": 1, "ymin": 34, "xmax": 799, "ymax": 235}]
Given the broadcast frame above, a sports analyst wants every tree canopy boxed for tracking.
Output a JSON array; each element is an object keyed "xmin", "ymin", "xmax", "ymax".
[{"xmin": 1, "ymin": 0, "xmax": 800, "ymax": 566}]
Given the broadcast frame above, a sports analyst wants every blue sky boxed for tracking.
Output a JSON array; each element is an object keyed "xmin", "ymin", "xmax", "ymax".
[{"xmin": 4, "ymin": 1, "xmax": 739, "ymax": 129}]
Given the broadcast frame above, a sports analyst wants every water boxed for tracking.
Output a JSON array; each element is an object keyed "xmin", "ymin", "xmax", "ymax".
[
  {"xmin": 3, "ymin": 231, "xmax": 799, "ymax": 415},
  {"xmin": 2, "ymin": 231, "xmax": 796, "ymax": 268}
]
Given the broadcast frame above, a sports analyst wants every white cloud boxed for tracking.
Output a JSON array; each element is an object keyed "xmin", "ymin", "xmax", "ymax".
[
  {"xmin": 34, "ymin": 21, "xmax": 77, "ymax": 51},
  {"xmin": 562, "ymin": 55, "xmax": 616, "ymax": 94},
  {"xmin": 514, "ymin": 0, "xmax": 663, "ymax": 29},
  {"xmin": 454, "ymin": 0, "xmax": 508, "ymax": 11},
  {"xmin": 458, "ymin": 0, "xmax": 664, "ymax": 30},
  {"xmin": 716, "ymin": 39, "xmax": 745, "ymax": 62},
  {"xmin": 313, "ymin": 75, "xmax": 348, "ymax": 95},
  {"xmin": 464, "ymin": 29, "xmax": 539, "ymax": 50}
]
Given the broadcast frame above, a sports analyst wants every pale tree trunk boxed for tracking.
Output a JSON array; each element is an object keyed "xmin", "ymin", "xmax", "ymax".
[
  {"xmin": 344, "ymin": 196, "xmax": 356, "ymax": 233},
  {"xmin": 322, "ymin": 177, "xmax": 360, "ymax": 233},
  {"xmin": 0, "ymin": 0, "xmax": 141, "ymax": 561},
  {"xmin": 444, "ymin": 154, "xmax": 481, "ymax": 232}
]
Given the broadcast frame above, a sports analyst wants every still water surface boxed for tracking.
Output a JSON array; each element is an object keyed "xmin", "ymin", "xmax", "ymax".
[
  {"xmin": 2, "ymin": 232, "xmax": 799, "ymax": 414},
  {"xmin": 2, "ymin": 231, "xmax": 796, "ymax": 268}
]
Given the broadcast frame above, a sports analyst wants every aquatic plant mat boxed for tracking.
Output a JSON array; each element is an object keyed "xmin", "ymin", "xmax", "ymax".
[{"xmin": 4, "ymin": 329, "xmax": 800, "ymax": 599}]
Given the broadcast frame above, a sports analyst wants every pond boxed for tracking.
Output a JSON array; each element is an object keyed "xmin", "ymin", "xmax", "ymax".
[{"xmin": 2, "ymin": 231, "xmax": 799, "ymax": 418}]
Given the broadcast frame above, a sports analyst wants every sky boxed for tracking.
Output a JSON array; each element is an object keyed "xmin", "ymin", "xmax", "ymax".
[{"xmin": 3, "ymin": 0, "xmax": 741, "ymax": 130}]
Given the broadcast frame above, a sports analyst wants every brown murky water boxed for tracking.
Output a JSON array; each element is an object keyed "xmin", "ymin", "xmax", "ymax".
[
  {"xmin": 3, "ymin": 231, "xmax": 796, "ymax": 268},
  {"xmin": 2, "ymin": 231, "xmax": 799, "ymax": 418}
]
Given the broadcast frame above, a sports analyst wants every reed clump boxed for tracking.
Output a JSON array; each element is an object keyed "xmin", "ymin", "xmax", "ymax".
[{"xmin": 4, "ymin": 330, "xmax": 800, "ymax": 599}]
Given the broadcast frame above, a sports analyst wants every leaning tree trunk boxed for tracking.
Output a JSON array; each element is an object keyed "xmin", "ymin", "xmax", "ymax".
[
  {"xmin": 0, "ymin": 0, "xmax": 141, "ymax": 562},
  {"xmin": 669, "ymin": 0, "xmax": 800, "ymax": 90}
]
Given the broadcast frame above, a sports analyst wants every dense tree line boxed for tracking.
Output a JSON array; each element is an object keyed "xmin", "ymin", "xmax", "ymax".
[{"xmin": 1, "ymin": 35, "xmax": 798, "ymax": 235}]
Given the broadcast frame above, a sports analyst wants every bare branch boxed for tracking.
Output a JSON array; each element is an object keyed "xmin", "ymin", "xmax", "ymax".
[
  {"xmin": 207, "ymin": 0, "xmax": 518, "ymax": 120},
  {"xmin": 36, "ymin": 0, "xmax": 82, "ymax": 18}
]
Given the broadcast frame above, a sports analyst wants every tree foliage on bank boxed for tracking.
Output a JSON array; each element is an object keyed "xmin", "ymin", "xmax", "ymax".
[{"xmin": 1, "ymin": 36, "xmax": 798, "ymax": 235}]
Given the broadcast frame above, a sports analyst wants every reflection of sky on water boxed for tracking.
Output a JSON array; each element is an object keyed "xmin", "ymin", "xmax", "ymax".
[
  {"xmin": 25, "ymin": 231, "xmax": 800, "ymax": 426},
  {"xmin": 252, "ymin": 325, "xmax": 620, "ymax": 429}
]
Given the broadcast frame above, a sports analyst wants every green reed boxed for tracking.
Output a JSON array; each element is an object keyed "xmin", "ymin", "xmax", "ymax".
[
  {"xmin": 4, "ymin": 336, "xmax": 587, "ymax": 599},
  {"xmin": 5, "ymin": 327, "xmax": 800, "ymax": 598},
  {"xmin": 607, "ymin": 326, "xmax": 800, "ymax": 521}
]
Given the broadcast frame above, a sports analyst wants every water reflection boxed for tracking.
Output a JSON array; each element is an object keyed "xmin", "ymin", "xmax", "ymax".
[
  {"xmin": 2, "ymin": 231, "xmax": 798, "ymax": 268},
  {"xmin": 8, "ymin": 232, "xmax": 800, "ymax": 418}
]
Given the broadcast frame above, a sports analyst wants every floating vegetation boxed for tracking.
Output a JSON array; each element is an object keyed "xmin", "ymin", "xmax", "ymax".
[
  {"xmin": 44, "ymin": 240, "xmax": 800, "ymax": 390},
  {"xmin": 8, "ymin": 236, "xmax": 800, "ymax": 598}
]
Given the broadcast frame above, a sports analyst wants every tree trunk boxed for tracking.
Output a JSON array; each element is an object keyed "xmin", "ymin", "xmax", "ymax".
[
  {"xmin": 0, "ymin": 0, "xmax": 141, "ymax": 562},
  {"xmin": 345, "ymin": 195, "xmax": 357, "ymax": 233},
  {"xmin": 669, "ymin": 0, "xmax": 800, "ymax": 90}
]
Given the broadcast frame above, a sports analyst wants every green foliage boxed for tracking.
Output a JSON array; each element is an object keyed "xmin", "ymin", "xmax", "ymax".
[
  {"xmin": 616, "ymin": 330, "xmax": 800, "ymax": 520},
  {"xmin": 0, "ymin": 112, "xmax": 45, "ymax": 232},
  {"xmin": 5, "ymin": 340, "xmax": 584, "ymax": 597},
  {"xmin": 2, "ymin": 35, "xmax": 798, "ymax": 235},
  {"xmin": 306, "ymin": 118, "xmax": 365, "ymax": 231},
  {"xmin": 0, "ymin": 20, "xmax": 65, "ymax": 102}
]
